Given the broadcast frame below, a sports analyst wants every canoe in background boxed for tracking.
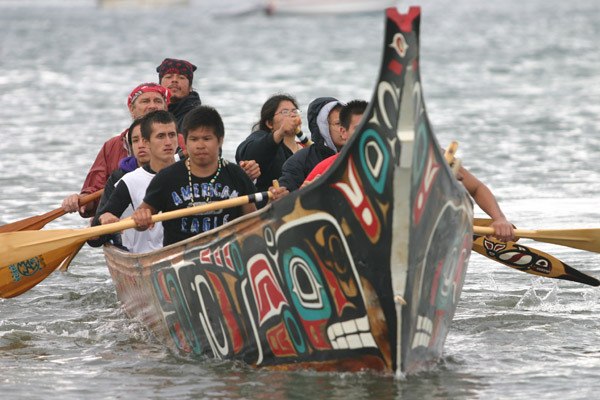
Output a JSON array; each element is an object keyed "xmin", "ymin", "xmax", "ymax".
[
  {"xmin": 104, "ymin": 6, "xmax": 473, "ymax": 375},
  {"xmin": 266, "ymin": 0, "xmax": 397, "ymax": 15},
  {"xmin": 97, "ymin": 0, "xmax": 189, "ymax": 8}
]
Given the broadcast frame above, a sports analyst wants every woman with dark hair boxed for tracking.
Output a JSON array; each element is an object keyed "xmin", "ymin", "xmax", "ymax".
[{"xmin": 235, "ymin": 94, "xmax": 303, "ymax": 192}]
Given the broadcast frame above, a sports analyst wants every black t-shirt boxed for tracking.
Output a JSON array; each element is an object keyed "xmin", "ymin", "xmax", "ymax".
[{"xmin": 144, "ymin": 159, "xmax": 257, "ymax": 246}]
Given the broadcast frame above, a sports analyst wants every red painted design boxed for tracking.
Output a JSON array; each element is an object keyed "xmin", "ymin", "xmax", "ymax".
[
  {"xmin": 429, "ymin": 260, "xmax": 444, "ymax": 306},
  {"xmin": 206, "ymin": 271, "xmax": 244, "ymax": 353},
  {"xmin": 157, "ymin": 270, "xmax": 171, "ymax": 303},
  {"xmin": 213, "ymin": 248, "xmax": 223, "ymax": 267},
  {"xmin": 266, "ymin": 321, "xmax": 297, "ymax": 357},
  {"xmin": 248, "ymin": 257, "xmax": 288, "ymax": 326},
  {"xmin": 172, "ymin": 321, "xmax": 191, "ymax": 353},
  {"xmin": 199, "ymin": 248, "xmax": 211, "ymax": 264},
  {"xmin": 387, "ymin": 6, "xmax": 419, "ymax": 33},
  {"xmin": 222, "ymin": 244, "xmax": 235, "ymax": 272},
  {"xmin": 320, "ymin": 264, "xmax": 352, "ymax": 316},
  {"xmin": 388, "ymin": 59, "xmax": 403, "ymax": 75},
  {"xmin": 333, "ymin": 156, "xmax": 380, "ymax": 242},
  {"xmin": 300, "ymin": 319, "xmax": 331, "ymax": 350},
  {"xmin": 413, "ymin": 146, "xmax": 440, "ymax": 225}
]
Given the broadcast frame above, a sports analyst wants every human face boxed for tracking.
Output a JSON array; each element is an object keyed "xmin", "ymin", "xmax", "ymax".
[
  {"xmin": 268, "ymin": 100, "xmax": 301, "ymax": 133},
  {"xmin": 160, "ymin": 74, "xmax": 191, "ymax": 101},
  {"xmin": 130, "ymin": 125, "xmax": 150, "ymax": 165},
  {"xmin": 186, "ymin": 126, "xmax": 224, "ymax": 171},
  {"xmin": 328, "ymin": 108, "xmax": 345, "ymax": 150},
  {"xmin": 145, "ymin": 122, "xmax": 178, "ymax": 164},
  {"xmin": 129, "ymin": 92, "xmax": 168, "ymax": 119},
  {"xmin": 345, "ymin": 113, "xmax": 364, "ymax": 139}
]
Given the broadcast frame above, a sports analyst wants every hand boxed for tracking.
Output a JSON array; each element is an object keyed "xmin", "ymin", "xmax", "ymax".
[
  {"xmin": 490, "ymin": 218, "xmax": 515, "ymax": 242},
  {"xmin": 132, "ymin": 208, "xmax": 154, "ymax": 231},
  {"xmin": 61, "ymin": 193, "xmax": 81, "ymax": 213},
  {"xmin": 98, "ymin": 212, "xmax": 119, "ymax": 225},
  {"xmin": 268, "ymin": 185, "xmax": 289, "ymax": 201},
  {"xmin": 274, "ymin": 115, "xmax": 302, "ymax": 140},
  {"xmin": 239, "ymin": 160, "xmax": 261, "ymax": 180}
]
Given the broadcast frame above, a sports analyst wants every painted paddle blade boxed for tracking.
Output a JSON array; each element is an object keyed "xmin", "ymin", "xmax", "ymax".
[
  {"xmin": 473, "ymin": 235, "xmax": 600, "ymax": 287},
  {"xmin": 473, "ymin": 226, "xmax": 600, "ymax": 254},
  {"xmin": 0, "ymin": 190, "xmax": 103, "ymax": 233},
  {"xmin": 0, "ymin": 239, "xmax": 85, "ymax": 298}
]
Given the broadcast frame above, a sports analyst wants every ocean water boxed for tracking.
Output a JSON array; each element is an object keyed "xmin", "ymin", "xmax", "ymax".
[{"xmin": 1, "ymin": 0, "xmax": 599, "ymax": 398}]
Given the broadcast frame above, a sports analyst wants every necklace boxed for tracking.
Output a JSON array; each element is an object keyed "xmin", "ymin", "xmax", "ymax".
[{"xmin": 186, "ymin": 157, "xmax": 222, "ymax": 207}]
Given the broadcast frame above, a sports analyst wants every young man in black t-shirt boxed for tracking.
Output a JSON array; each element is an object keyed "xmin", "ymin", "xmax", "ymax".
[{"xmin": 132, "ymin": 106, "xmax": 264, "ymax": 247}]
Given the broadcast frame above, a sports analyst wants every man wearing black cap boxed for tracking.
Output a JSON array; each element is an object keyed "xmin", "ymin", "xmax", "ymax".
[{"xmin": 156, "ymin": 58, "xmax": 202, "ymax": 132}]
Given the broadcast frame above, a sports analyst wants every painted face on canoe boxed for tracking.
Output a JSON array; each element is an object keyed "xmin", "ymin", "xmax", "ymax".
[{"xmin": 186, "ymin": 126, "xmax": 223, "ymax": 171}]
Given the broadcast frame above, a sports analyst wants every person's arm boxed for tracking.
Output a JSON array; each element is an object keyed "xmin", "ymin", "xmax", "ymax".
[
  {"xmin": 236, "ymin": 131, "xmax": 279, "ymax": 171},
  {"xmin": 459, "ymin": 166, "xmax": 514, "ymax": 241},
  {"xmin": 87, "ymin": 178, "xmax": 132, "ymax": 247},
  {"xmin": 239, "ymin": 160, "xmax": 261, "ymax": 181},
  {"xmin": 78, "ymin": 144, "xmax": 111, "ymax": 217},
  {"xmin": 278, "ymin": 152, "xmax": 306, "ymax": 192},
  {"xmin": 98, "ymin": 180, "xmax": 133, "ymax": 223}
]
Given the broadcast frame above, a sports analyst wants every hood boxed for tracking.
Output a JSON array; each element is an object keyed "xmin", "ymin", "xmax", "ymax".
[{"xmin": 307, "ymin": 97, "xmax": 343, "ymax": 153}]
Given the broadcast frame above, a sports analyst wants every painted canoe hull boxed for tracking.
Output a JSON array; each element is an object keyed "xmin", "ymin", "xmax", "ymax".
[{"xmin": 104, "ymin": 7, "xmax": 473, "ymax": 375}]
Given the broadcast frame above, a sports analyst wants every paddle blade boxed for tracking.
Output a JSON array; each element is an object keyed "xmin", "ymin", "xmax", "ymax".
[
  {"xmin": 473, "ymin": 235, "xmax": 600, "ymax": 287},
  {"xmin": 0, "ymin": 190, "xmax": 103, "ymax": 233},
  {"xmin": 0, "ymin": 239, "xmax": 85, "ymax": 298},
  {"xmin": 473, "ymin": 226, "xmax": 600, "ymax": 254},
  {"xmin": 57, "ymin": 242, "xmax": 85, "ymax": 272},
  {"xmin": 0, "ymin": 209, "xmax": 65, "ymax": 233}
]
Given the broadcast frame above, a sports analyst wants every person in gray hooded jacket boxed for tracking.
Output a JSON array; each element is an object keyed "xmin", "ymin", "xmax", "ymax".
[{"xmin": 278, "ymin": 96, "xmax": 345, "ymax": 191}]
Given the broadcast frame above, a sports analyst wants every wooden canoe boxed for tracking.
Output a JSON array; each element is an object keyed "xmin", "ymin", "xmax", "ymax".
[{"xmin": 104, "ymin": 6, "xmax": 474, "ymax": 375}]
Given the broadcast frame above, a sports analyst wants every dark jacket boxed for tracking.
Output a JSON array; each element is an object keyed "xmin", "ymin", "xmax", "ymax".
[
  {"xmin": 87, "ymin": 156, "xmax": 138, "ymax": 248},
  {"xmin": 169, "ymin": 91, "xmax": 201, "ymax": 132},
  {"xmin": 278, "ymin": 97, "xmax": 338, "ymax": 191},
  {"xmin": 235, "ymin": 129, "xmax": 297, "ymax": 192}
]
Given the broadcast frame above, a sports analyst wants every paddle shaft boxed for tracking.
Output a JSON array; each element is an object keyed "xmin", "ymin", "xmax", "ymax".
[
  {"xmin": 473, "ymin": 225, "xmax": 600, "ymax": 253},
  {"xmin": 0, "ymin": 190, "xmax": 104, "ymax": 233},
  {"xmin": 296, "ymin": 129, "xmax": 313, "ymax": 146},
  {"xmin": 0, "ymin": 191, "xmax": 271, "ymax": 270}
]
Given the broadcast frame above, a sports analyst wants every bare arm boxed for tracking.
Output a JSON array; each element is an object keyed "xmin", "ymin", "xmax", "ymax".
[{"xmin": 460, "ymin": 166, "xmax": 515, "ymax": 241}]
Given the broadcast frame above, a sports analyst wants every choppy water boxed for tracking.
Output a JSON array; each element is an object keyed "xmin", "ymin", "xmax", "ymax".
[{"xmin": 1, "ymin": 0, "xmax": 599, "ymax": 398}]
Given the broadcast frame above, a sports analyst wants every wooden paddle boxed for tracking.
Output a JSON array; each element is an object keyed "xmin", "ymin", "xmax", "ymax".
[
  {"xmin": 443, "ymin": 141, "xmax": 461, "ymax": 176},
  {"xmin": 473, "ymin": 218, "xmax": 599, "ymax": 286},
  {"xmin": 0, "ymin": 190, "xmax": 104, "ymax": 233},
  {"xmin": 296, "ymin": 128, "xmax": 313, "ymax": 146},
  {"xmin": 473, "ymin": 225, "xmax": 600, "ymax": 254},
  {"xmin": 0, "ymin": 191, "xmax": 271, "ymax": 298}
]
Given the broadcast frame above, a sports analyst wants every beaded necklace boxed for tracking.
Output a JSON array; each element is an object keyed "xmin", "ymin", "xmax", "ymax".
[{"xmin": 186, "ymin": 157, "xmax": 222, "ymax": 207}]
